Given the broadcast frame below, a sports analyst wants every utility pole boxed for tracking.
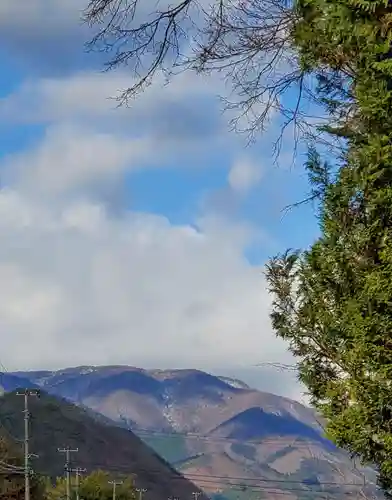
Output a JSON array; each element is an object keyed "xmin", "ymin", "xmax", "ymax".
[
  {"xmin": 16, "ymin": 389, "xmax": 39, "ymax": 500},
  {"xmin": 70, "ymin": 467, "xmax": 86, "ymax": 500},
  {"xmin": 108, "ymin": 480, "xmax": 123, "ymax": 500},
  {"xmin": 136, "ymin": 487, "xmax": 147, "ymax": 500},
  {"xmin": 58, "ymin": 447, "xmax": 78, "ymax": 500}
]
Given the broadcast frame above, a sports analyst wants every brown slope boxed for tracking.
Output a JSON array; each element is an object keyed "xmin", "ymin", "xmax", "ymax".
[
  {"xmin": 10, "ymin": 367, "xmax": 381, "ymax": 499},
  {"xmin": 53, "ymin": 367, "xmax": 320, "ymax": 434},
  {"xmin": 0, "ymin": 391, "xmax": 207, "ymax": 500},
  {"xmin": 12, "ymin": 366, "xmax": 319, "ymax": 433}
]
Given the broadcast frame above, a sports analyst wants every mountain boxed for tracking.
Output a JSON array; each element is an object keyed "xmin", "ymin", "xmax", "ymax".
[
  {"xmin": 0, "ymin": 390, "xmax": 207, "ymax": 500},
  {"xmin": 0, "ymin": 372, "xmax": 41, "ymax": 393},
  {"xmin": 9, "ymin": 366, "xmax": 382, "ymax": 500}
]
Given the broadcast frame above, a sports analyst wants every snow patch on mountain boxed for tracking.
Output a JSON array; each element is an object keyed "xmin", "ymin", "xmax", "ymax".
[
  {"xmin": 161, "ymin": 387, "xmax": 183, "ymax": 431},
  {"xmin": 217, "ymin": 376, "xmax": 250, "ymax": 390},
  {"xmin": 78, "ymin": 366, "xmax": 97, "ymax": 375}
]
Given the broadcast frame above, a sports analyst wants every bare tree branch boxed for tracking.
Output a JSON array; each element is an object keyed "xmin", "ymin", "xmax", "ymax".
[
  {"xmin": 83, "ymin": 0, "xmax": 312, "ymax": 146},
  {"xmin": 84, "ymin": 0, "xmax": 198, "ymax": 99},
  {"xmin": 83, "ymin": 0, "xmax": 351, "ymax": 155}
]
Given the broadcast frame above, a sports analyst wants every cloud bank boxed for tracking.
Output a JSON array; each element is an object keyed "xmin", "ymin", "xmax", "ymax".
[{"xmin": 0, "ymin": 1, "xmax": 305, "ymax": 401}]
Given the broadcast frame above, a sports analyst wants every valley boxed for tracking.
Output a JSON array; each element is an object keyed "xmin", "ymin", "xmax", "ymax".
[
  {"xmin": 4, "ymin": 366, "xmax": 382, "ymax": 500},
  {"xmin": 0, "ymin": 390, "xmax": 206, "ymax": 500}
]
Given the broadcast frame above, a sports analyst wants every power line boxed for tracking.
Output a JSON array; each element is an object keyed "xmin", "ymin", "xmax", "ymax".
[
  {"xmin": 0, "ymin": 369, "xmax": 378, "ymax": 500},
  {"xmin": 0, "ymin": 460, "xmax": 24, "ymax": 470},
  {"xmin": 136, "ymin": 487, "xmax": 147, "ymax": 500},
  {"xmin": 0, "ymin": 465, "xmax": 24, "ymax": 475},
  {"xmin": 58, "ymin": 447, "xmax": 78, "ymax": 500},
  {"xmin": 0, "ymin": 462, "xmax": 341, "ymax": 496},
  {"xmin": 0, "ymin": 370, "xmax": 40, "ymax": 491},
  {"xmin": 20, "ymin": 454, "xmax": 378, "ymax": 499},
  {"xmin": 16, "ymin": 389, "xmax": 39, "ymax": 500},
  {"xmin": 70, "ymin": 467, "xmax": 86, "ymax": 500},
  {"xmin": 108, "ymin": 479, "xmax": 123, "ymax": 500},
  {"xmin": 123, "ymin": 426, "xmax": 330, "ymax": 446},
  {"xmin": 20, "ymin": 447, "xmax": 374, "ymax": 498},
  {"xmin": 0, "ymin": 362, "xmax": 379, "ymax": 499},
  {"xmin": 64, "ymin": 459, "xmax": 374, "ymax": 489},
  {"xmin": 73, "ymin": 424, "xmax": 370, "ymax": 486}
]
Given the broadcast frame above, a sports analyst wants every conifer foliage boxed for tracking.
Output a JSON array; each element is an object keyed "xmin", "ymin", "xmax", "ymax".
[
  {"xmin": 266, "ymin": 0, "xmax": 392, "ymax": 495},
  {"xmin": 85, "ymin": 0, "xmax": 392, "ymax": 493}
]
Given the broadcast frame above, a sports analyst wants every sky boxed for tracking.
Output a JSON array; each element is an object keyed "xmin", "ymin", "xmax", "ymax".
[{"xmin": 0, "ymin": 0, "xmax": 320, "ymax": 403}]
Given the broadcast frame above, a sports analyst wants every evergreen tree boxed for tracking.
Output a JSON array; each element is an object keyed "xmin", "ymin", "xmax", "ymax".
[
  {"xmin": 266, "ymin": 1, "xmax": 392, "ymax": 496},
  {"xmin": 85, "ymin": 0, "xmax": 392, "ymax": 494}
]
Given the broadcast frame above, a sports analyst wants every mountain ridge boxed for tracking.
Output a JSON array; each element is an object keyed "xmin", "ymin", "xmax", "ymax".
[
  {"xmin": 4, "ymin": 366, "xmax": 382, "ymax": 499},
  {"xmin": 11, "ymin": 365, "xmax": 318, "ymax": 427},
  {"xmin": 0, "ymin": 389, "xmax": 207, "ymax": 500}
]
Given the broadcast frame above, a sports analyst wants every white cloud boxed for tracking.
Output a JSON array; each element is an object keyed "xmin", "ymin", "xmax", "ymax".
[
  {"xmin": 228, "ymin": 159, "xmax": 264, "ymax": 194},
  {"xmin": 0, "ymin": 0, "xmax": 89, "ymax": 75},
  {"xmin": 0, "ymin": 0, "xmax": 198, "ymax": 38},
  {"xmin": 0, "ymin": 0, "xmax": 215, "ymax": 76},
  {"xmin": 0, "ymin": 70, "xmax": 231, "ymax": 200},
  {"xmin": 0, "ymin": 3, "xmax": 303, "ymax": 401},
  {"xmin": 0, "ymin": 190, "xmax": 295, "ymax": 376},
  {"xmin": 0, "ymin": 0, "xmax": 83, "ymax": 30},
  {"xmin": 0, "ymin": 71, "xmax": 219, "ymax": 125},
  {"xmin": 2, "ymin": 124, "xmax": 151, "ymax": 196}
]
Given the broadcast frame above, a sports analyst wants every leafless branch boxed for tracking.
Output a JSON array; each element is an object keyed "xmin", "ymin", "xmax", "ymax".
[
  {"xmin": 83, "ymin": 0, "xmax": 312, "ymax": 148},
  {"xmin": 83, "ymin": 0, "xmax": 351, "ymax": 155},
  {"xmin": 84, "ymin": 0, "xmax": 197, "ymax": 101}
]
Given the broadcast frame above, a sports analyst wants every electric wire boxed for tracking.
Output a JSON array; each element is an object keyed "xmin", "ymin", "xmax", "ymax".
[
  {"xmin": 126, "ymin": 427, "xmax": 331, "ymax": 447},
  {"xmin": 126, "ymin": 427, "xmax": 369, "ymax": 485},
  {"xmin": 0, "ymin": 362, "xmax": 379, "ymax": 498},
  {"xmin": 117, "ymin": 423, "xmax": 366, "ymax": 480},
  {"xmin": 0, "ymin": 458, "xmax": 24, "ymax": 470},
  {"xmin": 54, "ymin": 459, "xmax": 374, "ymax": 489},
  {"xmin": 25, "ymin": 464, "xmax": 373, "ymax": 500}
]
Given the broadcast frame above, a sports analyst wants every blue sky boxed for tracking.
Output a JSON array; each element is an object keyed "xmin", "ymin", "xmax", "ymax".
[{"xmin": 0, "ymin": 0, "xmax": 320, "ymax": 402}]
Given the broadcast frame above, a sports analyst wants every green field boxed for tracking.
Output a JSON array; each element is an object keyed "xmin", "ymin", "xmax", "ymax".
[{"xmin": 141, "ymin": 434, "xmax": 189, "ymax": 464}]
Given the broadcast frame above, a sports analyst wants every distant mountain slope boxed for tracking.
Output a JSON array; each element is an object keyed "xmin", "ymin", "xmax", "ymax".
[
  {"xmin": 0, "ymin": 390, "xmax": 207, "ymax": 500},
  {"xmin": 208, "ymin": 407, "xmax": 331, "ymax": 446},
  {"xmin": 9, "ymin": 366, "xmax": 382, "ymax": 500},
  {"xmin": 12, "ymin": 366, "xmax": 322, "ymax": 431},
  {"xmin": 0, "ymin": 373, "xmax": 40, "ymax": 392}
]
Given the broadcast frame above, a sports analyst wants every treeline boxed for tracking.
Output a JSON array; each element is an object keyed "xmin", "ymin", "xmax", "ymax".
[{"xmin": 0, "ymin": 436, "xmax": 135, "ymax": 500}]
